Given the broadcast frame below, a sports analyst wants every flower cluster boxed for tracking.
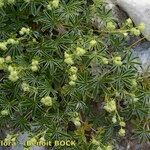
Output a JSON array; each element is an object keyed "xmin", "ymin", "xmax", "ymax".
[
  {"xmin": 68, "ymin": 66, "xmax": 78, "ymax": 86},
  {"xmin": 31, "ymin": 59, "xmax": 39, "ymax": 72},
  {"xmin": 130, "ymin": 28, "xmax": 140, "ymax": 36},
  {"xmin": 5, "ymin": 56, "xmax": 12, "ymax": 63},
  {"xmin": 0, "ymin": 42, "xmax": 7, "ymax": 50},
  {"xmin": 106, "ymin": 21, "xmax": 116, "ymax": 30},
  {"xmin": 41, "ymin": 96, "xmax": 53, "ymax": 106},
  {"xmin": 64, "ymin": 52, "xmax": 74, "ymax": 65},
  {"xmin": 118, "ymin": 121, "xmax": 126, "ymax": 137},
  {"xmin": 7, "ymin": 38, "xmax": 19, "ymax": 45},
  {"xmin": 1, "ymin": 109, "xmax": 9, "ymax": 116},
  {"xmin": 22, "ymin": 82, "xmax": 30, "ymax": 92},
  {"xmin": 19, "ymin": 27, "xmax": 30, "ymax": 35},
  {"xmin": 47, "ymin": 0, "xmax": 59, "ymax": 10},
  {"xmin": 72, "ymin": 113, "xmax": 81, "ymax": 127},
  {"xmin": 101, "ymin": 57, "xmax": 109, "ymax": 65},
  {"xmin": 8, "ymin": 66, "xmax": 19, "ymax": 82},
  {"xmin": 0, "ymin": 38, "xmax": 19, "ymax": 51},
  {"xmin": 104, "ymin": 99, "xmax": 116, "ymax": 113},
  {"xmin": 113, "ymin": 56, "xmax": 122, "ymax": 66},
  {"xmin": 75, "ymin": 47, "xmax": 86, "ymax": 56},
  {"xmin": 89, "ymin": 39, "xmax": 97, "ymax": 46}
]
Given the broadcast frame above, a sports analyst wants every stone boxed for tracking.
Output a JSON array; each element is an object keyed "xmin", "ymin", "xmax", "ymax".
[
  {"xmin": 133, "ymin": 41, "xmax": 150, "ymax": 72},
  {"xmin": 117, "ymin": 0, "xmax": 150, "ymax": 40},
  {"xmin": 106, "ymin": 0, "xmax": 127, "ymax": 25}
]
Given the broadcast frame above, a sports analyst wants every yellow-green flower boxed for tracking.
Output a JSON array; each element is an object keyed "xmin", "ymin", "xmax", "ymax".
[
  {"xmin": 119, "ymin": 121, "xmax": 126, "ymax": 127},
  {"xmin": 118, "ymin": 128, "xmax": 125, "ymax": 137},
  {"xmin": 106, "ymin": 22, "xmax": 116, "ymax": 30},
  {"xmin": 126, "ymin": 18, "xmax": 132, "ymax": 26},
  {"xmin": 31, "ymin": 65, "xmax": 38, "ymax": 72},
  {"xmin": 76, "ymin": 47, "xmax": 86, "ymax": 56},
  {"xmin": 69, "ymin": 81, "xmax": 76, "ymax": 86},
  {"xmin": 51, "ymin": 0, "xmax": 59, "ymax": 8},
  {"xmin": 101, "ymin": 57, "xmax": 109, "ymax": 65},
  {"xmin": 22, "ymin": 82, "xmax": 30, "ymax": 92},
  {"xmin": 1, "ymin": 109, "xmax": 9, "ymax": 116},
  {"xmin": 90, "ymin": 40, "xmax": 97, "ymax": 46},
  {"xmin": 138, "ymin": 23, "xmax": 145, "ymax": 31},
  {"xmin": 41, "ymin": 96, "xmax": 53, "ymax": 106},
  {"xmin": 0, "ymin": 42, "xmax": 7, "ymax": 50},
  {"xmin": 31, "ymin": 59, "xmax": 39, "ymax": 66},
  {"xmin": 69, "ymin": 66, "xmax": 78, "ymax": 74},
  {"xmin": 64, "ymin": 57, "xmax": 74, "ymax": 65},
  {"xmin": 8, "ymin": 70, "xmax": 19, "ymax": 82},
  {"xmin": 5, "ymin": 56, "xmax": 12, "ymax": 63},
  {"xmin": 19, "ymin": 27, "xmax": 30, "ymax": 35},
  {"xmin": 7, "ymin": 38, "xmax": 19, "ymax": 45},
  {"xmin": 113, "ymin": 56, "xmax": 122, "ymax": 66},
  {"xmin": 69, "ymin": 74, "xmax": 77, "ymax": 81},
  {"xmin": 104, "ymin": 99, "xmax": 116, "ymax": 113},
  {"xmin": 130, "ymin": 28, "xmax": 140, "ymax": 36}
]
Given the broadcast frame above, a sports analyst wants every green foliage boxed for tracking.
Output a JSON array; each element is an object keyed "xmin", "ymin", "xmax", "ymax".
[{"xmin": 0, "ymin": 0, "xmax": 149, "ymax": 150}]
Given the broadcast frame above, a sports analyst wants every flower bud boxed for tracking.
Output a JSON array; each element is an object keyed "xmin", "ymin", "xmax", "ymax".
[
  {"xmin": 1, "ymin": 109, "xmax": 9, "ymax": 116},
  {"xmin": 138, "ymin": 23, "xmax": 145, "ymax": 31},
  {"xmin": 126, "ymin": 18, "xmax": 132, "ymax": 26},
  {"xmin": 106, "ymin": 22, "xmax": 116, "ymax": 30},
  {"xmin": 32, "ymin": 59, "xmax": 39, "ymax": 66},
  {"xmin": 119, "ymin": 121, "xmax": 126, "ymax": 127},
  {"xmin": 118, "ymin": 128, "xmax": 125, "ymax": 137},
  {"xmin": 113, "ymin": 56, "xmax": 122, "ymax": 66},
  {"xmin": 31, "ymin": 65, "xmax": 38, "ymax": 72},
  {"xmin": 104, "ymin": 99, "xmax": 116, "ymax": 113},
  {"xmin": 112, "ymin": 115, "xmax": 117, "ymax": 123},
  {"xmin": 51, "ymin": 0, "xmax": 59, "ymax": 8},
  {"xmin": 9, "ymin": 70, "xmax": 19, "ymax": 82},
  {"xmin": 76, "ymin": 47, "xmax": 86, "ymax": 56},
  {"xmin": 7, "ymin": 38, "xmax": 19, "ymax": 45},
  {"xmin": 101, "ymin": 57, "xmax": 109, "ymax": 65},
  {"xmin": 69, "ymin": 81, "xmax": 76, "ymax": 86},
  {"xmin": 64, "ymin": 57, "xmax": 74, "ymax": 65},
  {"xmin": 22, "ymin": 82, "xmax": 30, "ymax": 92},
  {"xmin": 69, "ymin": 66, "xmax": 78, "ymax": 74},
  {"xmin": 131, "ymin": 28, "xmax": 140, "ymax": 36},
  {"xmin": 90, "ymin": 40, "xmax": 97, "ymax": 46},
  {"xmin": 41, "ymin": 96, "xmax": 53, "ymax": 106},
  {"xmin": 5, "ymin": 56, "xmax": 12, "ymax": 63},
  {"xmin": 0, "ymin": 42, "xmax": 7, "ymax": 50},
  {"xmin": 69, "ymin": 74, "xmax": 77, "ymax": 81},
  {"xmin": 19, "ymin": 27, "xmax": 30, "ymax": 35}
]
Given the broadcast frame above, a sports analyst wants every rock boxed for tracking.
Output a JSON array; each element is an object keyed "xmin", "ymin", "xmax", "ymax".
[
  {"xmin": 91, "ymin": 0, "xmax": 128, "ymax": 29},
  {"xmin": 105, "ymin": 0, "xmax": 128, "ymax": 25},
  {"xmin": 133, "ymin": 41, "xmax": 150, "ymax": 72},
  {"xmin": 117, "ymin": 0, "xmax": 150, "ymax": 41}
]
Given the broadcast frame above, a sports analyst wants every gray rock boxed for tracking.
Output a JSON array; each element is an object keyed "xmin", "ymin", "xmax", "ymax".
[
  {"xmin": 117, "ymin": 0, "xmax": 150, "ymax": 40},
  {"xmin": 133, "ymin": 41, "xmax": 150, "ymax": 72},
  {"xmin": 106, "ymin": 0, "xmax": 128, "ymax": 25}
]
